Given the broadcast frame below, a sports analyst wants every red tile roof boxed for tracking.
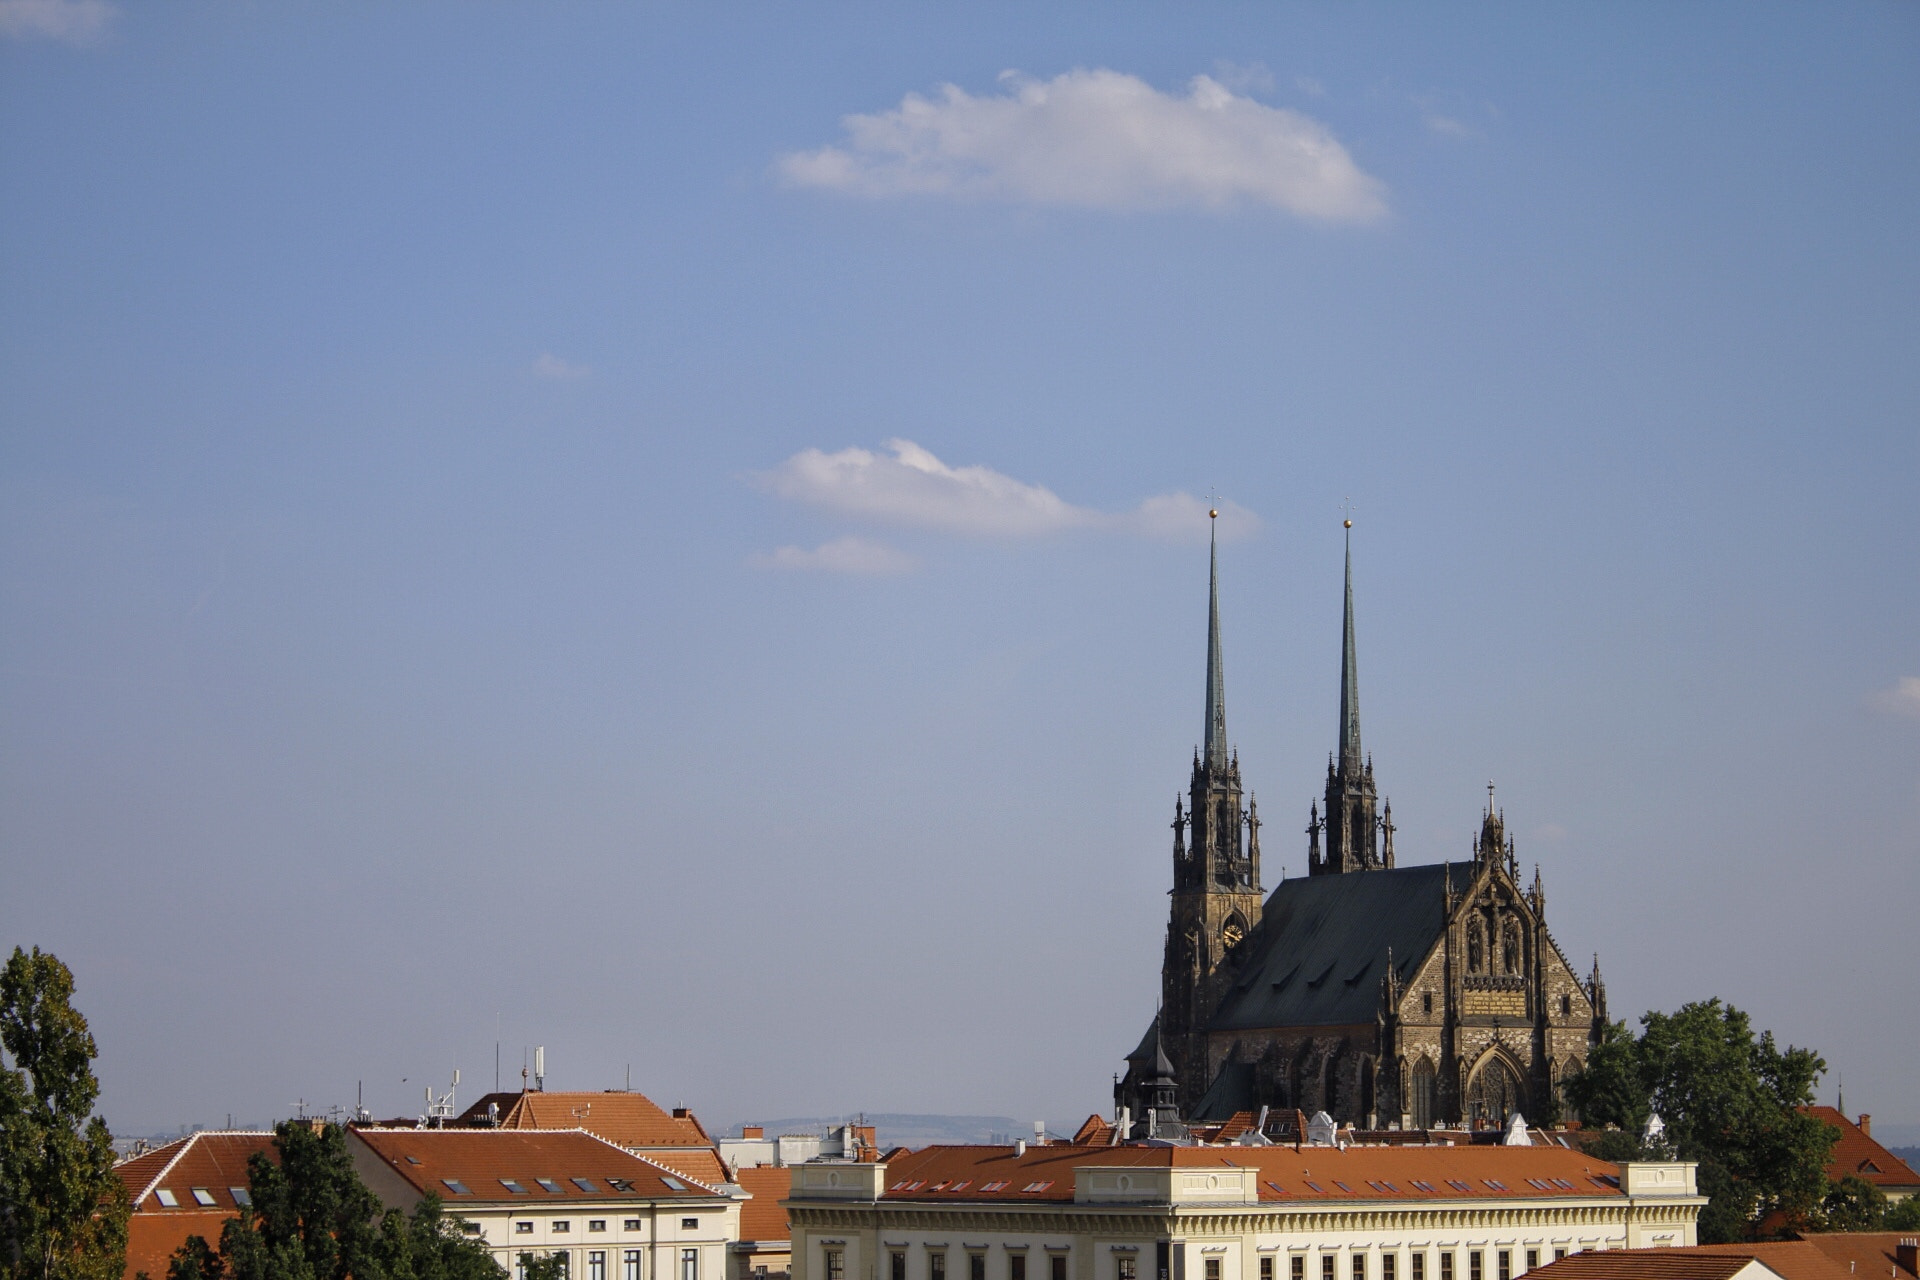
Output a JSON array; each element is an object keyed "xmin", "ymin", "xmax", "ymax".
[
  {"xmin": 1071, "ymin": 1116, "xmax": 1114, "ymax": 1146},
  {"xmin": 733, "ymin": 1165, "xmax": 791, "ymax": 1244},
  {"xmin": 1524, "ymin": 1251, "xmax": 1791, "ymax": 1280},
  {"xmin": 351, "ymin": 1128, "xmax": 726, "ymax": 1203},
  {"xmin": 1788, "ymin": 1233, "xmax": 1920, "ymax": 1280},
  {"xmin": 868, "ymin": 1143, "xmax": 1632, "ymax": 1204},
  {"xmin": 115, "ymin": 1133, "xmax": 277, "ymax": 1213},
  {"xmin": 462, "ymin": 1091, "xmax": 713, "ymax": 1148},
  {"xmin": 125, "ymin": 1211, "xmax": 234, "ymax": 1280},
  {"xmin": 1802, "ymin": 1109, "xmax": 1920, "ymax": 1192}
]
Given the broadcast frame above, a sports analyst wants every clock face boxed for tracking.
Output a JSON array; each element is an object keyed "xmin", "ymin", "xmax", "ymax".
[{"xmin": 1222, "ymin": 922, "xmax": 1245, "ymax": 948}]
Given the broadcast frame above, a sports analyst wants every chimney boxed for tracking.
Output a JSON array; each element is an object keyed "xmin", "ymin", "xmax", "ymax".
[
  {"xmin": 743, "ymin": 1126, "xmax": 764, "ymax": 1140},
  {"xmin": 673, "ymin": 1107, "xmax": 692, "ymax": 1119},
  {"xmin": 1858, "ymin": 1114, "xmax": 1871, "ymax": 1137},
  {"xmin": 1034, "ymin": 1121, "xmax": 1046, "ymax": 1148},
  {"xmin": 1893, "ymin": 1239, "xmax": 1915, "ymax": 1276},
  {"xmin": 1013, "ymin": 1139, "xmax": 1026, "ymax": 1158}
]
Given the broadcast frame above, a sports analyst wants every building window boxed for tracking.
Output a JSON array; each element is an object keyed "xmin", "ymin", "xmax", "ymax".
[
  {"xmin": 1206, "ymin": 1261, "xmax": 1221, "ymax": 1280},
  {"xmin": 1440, "ymin": 1255, "xmax": 1453, "ymax": 1280},
  {"xmin": 827, "ymin": 1251, "xmax": 845, "ymax": 1280},
  {"xmin": 1012, "ymin": 1257, "xmax": 1027, "ymax": 1280},
  {"xmin": 555, "ymin": 1223, "xmax": 573, "ymax": 1234},
  {"xmin": 931, "ymin": 1253, "xmax": 946, "ymax": 1280},
  {"xmin": 1410, "ymin": 1260, "xmax": 1422, "ymax": 1280},
  {"xmin": 1524, "ymin": 1255, "xmax": 1536, "ymax": 1275},
  {"xmin": 1497, "ymin": 1255, "xmax": 1509, "ymax": 1280},
  {"xmin": 518, "ymin": 1223, "xmax": 536, "ymax": 1235},
  {"xmin": 1423, "ymin": 992, "xmax": 1434, "ymax": 1014},
  {"xmin": 626, "ymin": 1221, "xmax": 643, "ymax": 1232},
  {"xmin": 1324, "ymin": 1259, "xmax": 1336, "ymax": 1280},
  {"xmin": 1118, "ymin": 1259, "xmax": 1137, "ymax": 1280},
  {"xmin": 893, "ymin": 1255, "xmax": 907, "ymax": 1280},
  {"xmin": 683, "ymin": 1219, "xmax": 699, "ymax": 1231},
  {"xmin": 519, "ymin": 1256, "xmax": 534, "ymax": 1280},
  {"xmin": 1354, "ymin": 1258, "xmax": 1367, "ymax": 1280},
  {"xmin": 556, "ymin": 1255, "xmax": 571, "ymax": 1280},
  {"xmin": 682, "ymin": 1250, "xmax": 698, "ymax": 1280},
  {"xmin": 1052, "ymin": 1258, "xmax": 1067, "ymax": 1280},
  {"xmin": 591, "ymin": 1222, "xmax": 608, "ymax": 1234},
  {"xmin": 1384, "ymin": 1257, "xmax": 1396, "ymax": 1280},
  {"xmin": 1292, "ymin": 1259, "xmax": 1305, "ymax": 1280},
  {"xmin": 1262, "ymin": 1259, "xmax": 1274, "ymax": 1280},
  {"xmin": 971, "ymin": 1257, "xmax": 986, "ymax": 1280},
  {"xmin": 626, "ymin": 1252, "xmax": 643, "ymax": 1280},
  {"xmin": 1469, "ymin": 1255, "xmax": 1481, "ymax": 1280},
  {"xmin": 591, "ymin": 1252, "xmax": 607, "ymax": 1280}
]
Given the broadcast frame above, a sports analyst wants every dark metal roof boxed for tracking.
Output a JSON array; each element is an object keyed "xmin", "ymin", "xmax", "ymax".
[
  {"xmin": 1192, "ymin": 1058, "xmax": 1256, "ymax": 1120},
  {"xmin": 1208, "ymin": 863, "xmax": 1452, "ymax": 1032}
]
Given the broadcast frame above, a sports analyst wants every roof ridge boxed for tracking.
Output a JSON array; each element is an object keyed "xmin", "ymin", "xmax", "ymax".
[
  {"xmin": 577, "ymin": 1129, "xmax": 728, "ymax": 1196},
  {"xmin": 134, "ymin": 1133, "xmax": 202, "ymax": 1207}
]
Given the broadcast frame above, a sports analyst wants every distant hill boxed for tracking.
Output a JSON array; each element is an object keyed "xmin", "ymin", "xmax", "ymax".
[
  {"xmin": 723, "ymin": 1114, "xmax": 1055, "ymax": 1149},
  {"xmin": 1890, "ymin": 1146, "xmax": 1920, "ymax": 1168}
]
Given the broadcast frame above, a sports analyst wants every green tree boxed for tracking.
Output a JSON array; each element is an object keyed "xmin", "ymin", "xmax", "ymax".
[
  {"xmin": 1562, "ymin": 999, "xmax": 1834, "ymax": 1243},
  {"xmin": 169, "ymin": 1122, "xmax": 503, "ymax": 1280},
  {"xmin": 1884, "ymin": 1197, "xmax": 1920, "ymax": 1231},
  {"xmin": 1816, "ymin": 1176, "xmax": 1887, "ymax": 1232},
  {"xmin": 0, "ymin": 947, "xmax": 128, "ymax": 1280}
]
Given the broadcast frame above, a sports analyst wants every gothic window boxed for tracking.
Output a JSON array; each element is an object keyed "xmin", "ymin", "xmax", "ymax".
[
  {"xmin": 1467, "ymin": 918, "xmax": 1485, "ymax": 973},
  {"xmin": 1466, "ymin": 1056, "xmax": 1523, "ymax": 1130},
  {"xmin": 1501, "ymin": 918, "xmax": 1522, "ymax": 975},
  {"xmin": 1560, "ymin": 993, "xmax": 1572, "ymax": 1018},
  {"xmin": 1410, "ymin": 1058, "xmax": 1437, "ymax": 1130}
]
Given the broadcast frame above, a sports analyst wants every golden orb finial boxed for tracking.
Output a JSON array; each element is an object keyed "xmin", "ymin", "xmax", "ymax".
[
  {"xmin": 1209, "ymin": 508, "xmax": 1219, "ymax": 519},
  {"xmin": 1344, "ymin": 518, "xmax": 1352, "ymax": 529}
]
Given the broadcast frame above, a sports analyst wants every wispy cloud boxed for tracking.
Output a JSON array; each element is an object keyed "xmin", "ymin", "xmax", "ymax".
[
  {"xmin": 750, "ymin": 536, "xmax": 916, "ymax": 576},
  {"xmin": 755, "ymin": 439, "xmax": 1258, "ymax": 543},
  {"xmin": 533, "ymin": 353, "xmax": 589, "ymax": 380},
  {"xmin": 1424, "ymin": 113, "xmax": 1476, "ymax": 139},
  {"xmin": 1294, "ymin": 76, "xmax": 1327, "ymax": 99},
  {"xmin": 779, "ymin": 68, "xmax": 1386, "ymax": 222},
  {"xmin": 1872, "ymin": 676, "xmax": 1920, "ymax": 719},
  {"xmin": 1211, "ymin": 59, "xmax": 1276, "ymax": 95},
  {"xmin": 0, "ymin": 0, "xmax": 112, "ymax": 43}
]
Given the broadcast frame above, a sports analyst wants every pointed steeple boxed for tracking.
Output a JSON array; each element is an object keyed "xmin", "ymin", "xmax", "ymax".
[
  {"xmin": 1204, "ymin": 510, "xmax": 1227, "ymax": 771},
  {"xmin": 1339, "ymin": 521, "xmax": 1361, "ymax": 773}
]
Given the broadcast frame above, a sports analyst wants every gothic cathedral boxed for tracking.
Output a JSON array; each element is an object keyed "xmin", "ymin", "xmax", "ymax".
[{"xmin": 1118, "ymin": 518, "xmax": 1608, "ymax": 1131}]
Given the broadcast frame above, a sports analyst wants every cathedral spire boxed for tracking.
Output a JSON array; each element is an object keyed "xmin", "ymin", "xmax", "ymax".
[
  {"xmin": 1339, "ymin": 519, "xmax": 1361, "ymax": 774},
  {"xmin": 1204, "ymin": 508, "xmax": 1227, "ymax": 771}
]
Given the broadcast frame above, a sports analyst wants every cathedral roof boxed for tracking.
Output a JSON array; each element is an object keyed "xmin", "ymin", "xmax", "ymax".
[{"xmin": 1208, "ymin": 863, "xmax": 1453, "ymax": 1032}]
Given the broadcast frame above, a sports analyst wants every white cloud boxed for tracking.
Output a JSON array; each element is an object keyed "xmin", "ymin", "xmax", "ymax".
[
  {"xmin": 779, "ymin": 68, "xmax": 1386, "ymax": 222},
  {"xmin": 0, "ymin": 0, "xmax": 111, "ymax": 43},
  {"xmin": 533, "ymin": 353, "xmax": 589, "ymax": 380},
  {"xmin": 1872, "ymin": 676, "xmax": 1920, "ymax": 719},
  {"xmin": 756, "ymin": 439, "xmax": 1259, "ymax": 543},
  {"xmin": 750, "ymin": 536, "xmax": 916, "ymax": 576},
  {"xmin": 1294, "ymin": 76, "xmax": 1327, "ymax": 99},
  {"xmin": 1424, "ymin": 113, "xmax": 1475, "ymax": 139},
  {"xmin": 1211, "ymin": 59, "xmax": 1276, "ymax": 95}
]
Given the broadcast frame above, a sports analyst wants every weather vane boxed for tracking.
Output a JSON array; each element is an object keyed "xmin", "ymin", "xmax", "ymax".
[
  {"xmin": 1340, "ymin": 496, "xmax": 1356, "ymax": 530},
  {"xmin": 1208, "ymin": 486, "xmax": 1219, "ymax": 520}
]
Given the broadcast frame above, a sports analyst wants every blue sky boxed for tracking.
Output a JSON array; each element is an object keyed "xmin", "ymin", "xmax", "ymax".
[{"xmin": 2, "ymin": 3, "xmax": 1916, "ymax": 1138}]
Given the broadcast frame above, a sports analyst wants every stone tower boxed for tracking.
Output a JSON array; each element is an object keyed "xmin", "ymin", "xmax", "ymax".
[
  {"xmin": 1308, "ymin": 523, "xmax": 1393, "ymax": 874},
  {"xmin": 1161, "ymin": 511, "xmax": 1264, "ymax": 1116}
]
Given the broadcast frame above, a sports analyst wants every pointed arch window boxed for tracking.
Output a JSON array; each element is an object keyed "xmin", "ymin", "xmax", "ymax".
[{"xmin": 1410, "ymin": 1058, "xmax": 1437, "ymax": 1130}]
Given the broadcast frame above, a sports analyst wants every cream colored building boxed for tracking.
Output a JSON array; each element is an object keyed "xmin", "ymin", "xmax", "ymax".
[
  {"xmin": 786, "ymin": 1144, "xmax": 1703, "ymax": 1280},
  {"xmin": 349, "ymin": 1127, "xmax": 740, "ymax": 1280}
]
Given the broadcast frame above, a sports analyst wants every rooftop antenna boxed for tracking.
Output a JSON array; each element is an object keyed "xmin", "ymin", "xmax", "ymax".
[
  {"xmin": 534, "ymin": 1046, "xmax": 545, "ymax": 1092},
  {"xmin": 425, "ymin": 1069, "xmax": 460, "ymax": 1127},
  {"xmin": 625, "ymin": 1063, "xmax": 630, "ymax": 1092}
]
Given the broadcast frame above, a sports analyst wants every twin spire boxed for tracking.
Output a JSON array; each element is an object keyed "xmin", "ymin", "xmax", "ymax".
[
  {"xmin": 1203, "ymin": 511, "xmax": 1228, "ymax": 772},
  {"xmin": 1339, "ymin": 521, "xmax": 1362, "ymax": 775}
]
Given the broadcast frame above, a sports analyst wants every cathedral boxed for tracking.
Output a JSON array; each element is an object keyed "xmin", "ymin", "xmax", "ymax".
[{"xmin": 1116, "ymin": 516, "xmax": 1608, "ymax": 1131}]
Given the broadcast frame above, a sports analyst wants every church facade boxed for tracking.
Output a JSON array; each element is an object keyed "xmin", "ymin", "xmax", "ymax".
[{"xmin": 1118, "ymin": 519, "xmax": 1608, "ymax": 1131}]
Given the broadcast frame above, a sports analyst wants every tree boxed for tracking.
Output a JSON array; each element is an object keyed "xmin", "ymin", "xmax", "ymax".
[
  {"xmin": 1884, "ymin": 1196, "xmax": 1920, "ymax": 1231},
  {"xmin": 169, "ymin": 1122, "xmax": 503, "ymax": 1280},
  {"xmin": 1562, "ymin": 999, "xmax": 1834, "ymax": 1243},
  {"xmin": 0, "ymin": 947, "xmax": 128, "ymax": 1280},
  {"xmin": 1816, "ymin": 1176, "xmax": 1887, "ymax": 1232}
]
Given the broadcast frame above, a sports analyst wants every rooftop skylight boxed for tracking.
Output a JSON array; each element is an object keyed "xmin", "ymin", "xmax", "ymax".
[
  {"xmin": 442, "ymin": 1180, "xmax": 471, "ymax": 1195},
  {"xmin": 537, "ymin": 1179, "xmax": 564, "ymax": 1194},
  {"xmin": 501, "ymin": 1180, "xmax": 528, "ymax": 1194},
  {"xmin": 571, "ymin": 1178, "xmax": 597, "ymax": 1193},
  {"xmin": 191, "ymin": 1189, "xmax": 217, "ymax": 1207}
]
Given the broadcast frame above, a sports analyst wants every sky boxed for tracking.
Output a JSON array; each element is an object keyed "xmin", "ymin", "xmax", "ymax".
[{"xmin": 2, "ymin": 2, "xmax": 1916, "ymax": 1141}]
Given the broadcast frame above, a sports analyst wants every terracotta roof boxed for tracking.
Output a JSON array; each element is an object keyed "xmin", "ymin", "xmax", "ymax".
[
  {"xmin": 115, "ymin": 1133, "xmax": 277, "ymax": 1213},
  {"xmin": 1524, "ymin": 1252, "xmax": 1789, "ymax": 1280},
  {"xmin": 460, "ymin": 1091, "xmax": 714, "ymax": 1149},
  {"xmin": 1787, "ymin": 1233, "xmax": 1920, "ymax": 1280},
  {"xmin": 866, "ymin": 1143, "xmax": 1632, "ymax": 1204},
  {"xmin": 125, "ymin": 1211, "xmax": 234, "ymax": 1280},
  {"xmin": 350, "ymin": 1128, "xmax": 725, "ymax": 1203},
  {"xmin": 1071, "ymin": 1116, "xmax": 1114, "ymax": 1146},
  {"xmin": 1803, "ymin": 1109, "xmax": 1920, "ymax": 1191},
  {"xmin": 733, "ymin": 1165, "xmax": 791, "ymax": 1244}
]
